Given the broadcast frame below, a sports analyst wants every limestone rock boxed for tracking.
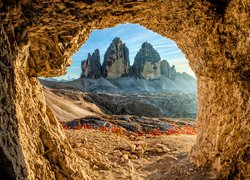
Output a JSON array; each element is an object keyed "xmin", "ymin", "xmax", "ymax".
[
  {"xmin": 122, "ymin": 154, "xmax": 129, "ymax": 160},
  {"xmin": 113, "ymin": 150, "xmax": 123, "ymax": 157},
  {"xmin": 169, "ymin": 65, "xmax": 177, "ymax": 80},
  {"xmin": 129, "ymin": 144, "xmax": 136, "ymax": 151},
  {"xmin": 92, "ymin": 161, "xmax": 111, "ymax": 170},
  {"xmin": 1, "ymin": 0, "xmax": 249, "ymax": 179},
  {"xmin": 160, "ymin": 60, "xmax": 171, "ymax": 77},
  {"xmin": 133, "ymin": 42, "xmax": 161, "ymax": 79},
  {"xmin": 81, "ymin": 49, "xmax": 102, "ymax": 79},
  {"xmin": 160, "ymin": 60, "xmax": 177, "ymax": 80},
  {"xmin": 155, "ymin": 148, "xmax": 163, "ymax": 153},
  {"xmin": 128, "ymin": 154, "xmax": 138, "ymax": 160},
  {"xmin": 121, "ymin": 150, "xmax": 130, "ymax": 155},
  {"xmin": 102, "ymin": 37, "xmax": 130, "ymax": 79},
  {"xmin": 156, "ymin": 144, "xmax": 170, "ymax": 153},
  {"xmin": 178, "ymin": 72, "xmax": 195, "ymax": 80},
  {"xmin": 85, "ymin": 92, "xmax": 197, "ymax": 118}
]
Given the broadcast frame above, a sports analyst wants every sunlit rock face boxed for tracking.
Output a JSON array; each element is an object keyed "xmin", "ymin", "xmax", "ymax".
[
  {"xmin": 102, "ymin": 37, "xmax": 130, "ymax": 79},
  {"xmin": 133, "ymin": 42, "xmax": 161, "ymax": 79},
  {"xmin": 0, "ymin": 0, "xmax": 249, "ymax": 179},
  {"xmin": 141, "ymin": 61, "xmax": 161, "ymax": 80},
  {"xmin": 81, "ymin": 49, "xmax": 102, "ymax": 79}
]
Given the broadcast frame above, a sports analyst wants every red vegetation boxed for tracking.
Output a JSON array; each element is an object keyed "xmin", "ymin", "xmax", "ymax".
[
  {"xmin": 61, "ymin": 122, "xmax": 69, "ymax": 130},
  {"xmin": 165, "ymin": 125, "xmax": 197, "ymax": 135},
  {"xmin": 146, "ymin": 124, "xmax": 197, "ymax": 136},
  {"xmin": 61, "ymin": 121, "xmax": 197, "ymax": 136}
]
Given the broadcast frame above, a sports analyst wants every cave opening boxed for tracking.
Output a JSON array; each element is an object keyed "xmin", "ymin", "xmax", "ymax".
[
  {"xmin": 40, "ymin": 23, "xmax": 198, "ymax": 126},
  {"xmin": 39, "ymin": 23, "xmax": 199, "ymax": 179},
  {"xmin": 1, "ymin": 1, "xmax": 248, "ymax": 179}
]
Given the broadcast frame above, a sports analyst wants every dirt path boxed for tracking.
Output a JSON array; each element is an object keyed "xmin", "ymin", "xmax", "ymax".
[{"xmin": 65, "ymin": 129, "xmax": 207, "ymax": 180}]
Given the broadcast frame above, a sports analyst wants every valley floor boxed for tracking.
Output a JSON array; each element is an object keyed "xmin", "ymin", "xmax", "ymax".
[
  {"xmin": 42, "ymin": 86, "xmax": 208, "ymax": 179},
  {"xmin": 65, "ymin": 129, "xmax": 207, "ymax": 180}
]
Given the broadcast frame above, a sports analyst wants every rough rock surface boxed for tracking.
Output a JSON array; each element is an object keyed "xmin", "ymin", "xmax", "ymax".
[
  {"xmin": 81, "ymin": 49, "xmax": 102, "ymax": 79},
  {"xmin": 169, "ymin": 65, "xmax": 177, "ymax": 80},
  {"xmin": 133, "ymin": 42, "xmax": 161, "ymax": 79},
  {"xmin": 160, "ymin": 60, "xmax": 178, "ymax": 80},
  {"xmin": 102, "ymin": 37, "xmax": 130, "ymax": 79},
  {"xmin": 85, "ymin": 92, "xmax": 197, "ymax": 119},
  {"xmin": 160, "ymin": 60, "xmax": 171, "ymax": 77},
  {"xmin": 41, "ymin": 75, "xmax": 197, "ymax": 94},
  {"xmin": 65, "ymin": 129, "xmax": 203, "ymax": 180},
  {"xmin": 0, "ymin": 0, "xmax": 249, "ymax": 179}
]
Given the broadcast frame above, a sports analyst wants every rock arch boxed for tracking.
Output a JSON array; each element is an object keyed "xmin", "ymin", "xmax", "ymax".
[{"xmin": 0, "ymin": 0, "xmax": 249, "ymax": 179}]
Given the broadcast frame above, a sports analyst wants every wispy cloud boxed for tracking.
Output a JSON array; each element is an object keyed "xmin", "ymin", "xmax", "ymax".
[
  {"xmin": 154, "ymin": 44, "xmax": 176, "ymax": 48},
  {"xmin": 162, "ymin": 50, "xmax": 182, "ymax": 55}
]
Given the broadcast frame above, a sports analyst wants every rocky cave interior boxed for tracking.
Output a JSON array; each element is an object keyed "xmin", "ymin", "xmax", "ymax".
[{"xmin": 0, "ymin": 0, "xmax": 249, "ymax": 179}]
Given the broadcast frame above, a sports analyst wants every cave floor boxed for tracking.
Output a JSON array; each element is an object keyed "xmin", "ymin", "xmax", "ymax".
[{"xmin": 65, "ymin": 129, "xmax": 208, "ymax": 180}]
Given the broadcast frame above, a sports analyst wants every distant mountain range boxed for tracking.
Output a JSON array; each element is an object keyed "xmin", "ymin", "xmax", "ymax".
[
  {"xmin": 42, "ymin": 37, "xmax": 196, "ymax": 94},
  {"xmin": 41, "ymin": 38, "xmax": 197, "ymax": 119},
  {"xmin": 80, "ymin": 37, "xmax": 194, "ymax": 81},
  {"xmin": 42, "ymin": 77, "xmax": 74, "ymax": 82}
]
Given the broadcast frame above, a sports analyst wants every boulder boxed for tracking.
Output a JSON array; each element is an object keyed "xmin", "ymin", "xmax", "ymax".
[
  {"xmin": 133, "ymin": 42, "xmax": 161, "ymax": 79},
  {"xmin": 81, "ymin": 49, "xmax": 102, "ymax": 79},
  {"xmin": 102, "ymin": 37, "xmax": 130, "ymax": 79}
]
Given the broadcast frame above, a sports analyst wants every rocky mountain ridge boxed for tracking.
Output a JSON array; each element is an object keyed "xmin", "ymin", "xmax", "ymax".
[
  {"xmin": 81, "ymin": 49, "xmax": 102, "ymax": 79},
  {"xmin": 41, "ymin": 74, "xmax": 197, "ymax": 94},
  {"xmin": 102, "ymin": 37, "xmax": 130, "ymax": 79},
  {"xmin": 81, "ymin": 37, "xmax": 192, "ymax": 80},
  {"xmin": 132, "ymin": 42, "xmax": 161, "ymax": 79}
]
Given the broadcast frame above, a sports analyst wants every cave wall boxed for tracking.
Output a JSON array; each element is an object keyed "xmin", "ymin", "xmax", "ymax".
[
  {"xmin": 0, "ymin": 0, "xmax": 249, "ymax": 179},
  {"xmin": 0, "ymin": 14, "xmax": 27, "ymax": 179},
  {"xmin": 1, "ymin": 12, "xmax": 88, "ymax": 179},
  {"xmin": 191, "ymin": 76, "xmax": 250, "ymax": 178}
]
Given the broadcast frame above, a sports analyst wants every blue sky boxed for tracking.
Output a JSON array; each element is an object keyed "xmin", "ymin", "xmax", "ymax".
[{"xmin": 57, "ymin": 23, "xmax": 195, "ymax": 80}]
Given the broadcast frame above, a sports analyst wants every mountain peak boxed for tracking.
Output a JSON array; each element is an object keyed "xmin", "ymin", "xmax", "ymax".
[
  {"xmin": 102, "ymin": 37, "xmax": 130, "ymax": 79},
  {"xmin": 132, "ymin": 42, "xmax": 161, "ymax": 79},
  {"xmin": 112, "ymin": 37, "xmax": 121, "ymax": 42},
  {"xmin": 81, "ymin": 49, "xmax": 102, "ymax": 79}
]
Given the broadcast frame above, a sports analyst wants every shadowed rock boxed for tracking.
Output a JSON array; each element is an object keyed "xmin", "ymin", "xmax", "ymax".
[
  {"xmin": 81, "ymin": 49, "xmax": 102, "ymax": 79},
  {"xmin": 169, "ymin": 65, "xmax": 177, "ymax": 80},
  {"xmin": 160, "ymin": 60, "xmax": 178, "ymax": 80},
  {"xmin": 133, "ymin": 42, "xmax": 161, "ymax": 79},
  {"xmin": 102, "ymin": 37, "xmax": 130, "ymax": 79},
  {"xmin": 160, "ymin": 60, "xmax": 171, "ymax": 77}
]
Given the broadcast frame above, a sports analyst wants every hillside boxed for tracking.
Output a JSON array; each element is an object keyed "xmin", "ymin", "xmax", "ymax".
[
  {"xmin": 43, "ymin": 87, "xmax": 104, "ymax": 121},
  {"xmin": 41, "ymin": 76, "xmax": 197, "ymax": 119},
  {"xmin": 41, "ymin": 73, "xmax": 196, "ymax": 94}
]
